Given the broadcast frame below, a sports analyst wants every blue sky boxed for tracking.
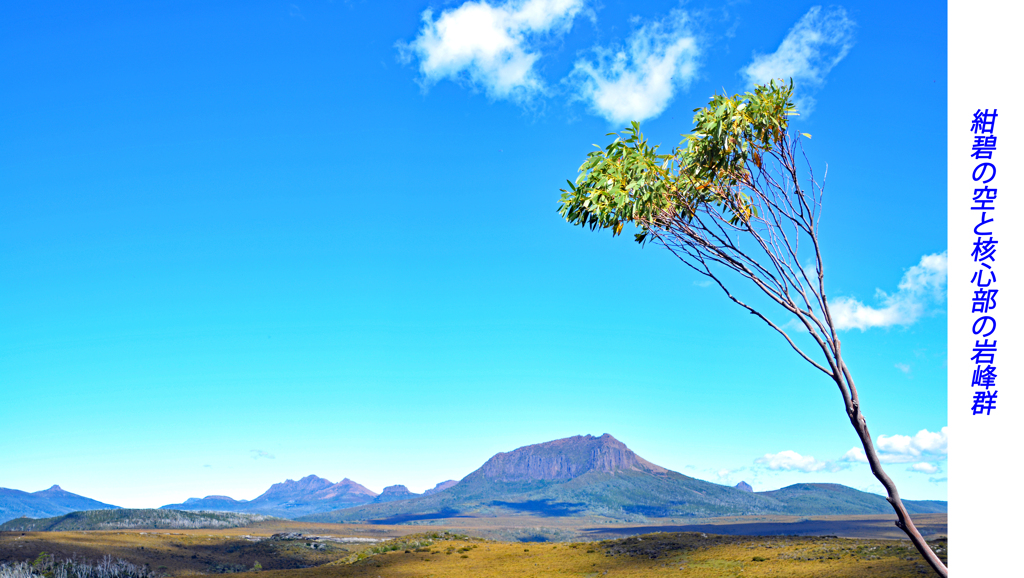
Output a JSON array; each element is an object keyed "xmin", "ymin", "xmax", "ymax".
[{"xmin": 1, "ymin": 0, "xmax": 948, "ymax": 508}]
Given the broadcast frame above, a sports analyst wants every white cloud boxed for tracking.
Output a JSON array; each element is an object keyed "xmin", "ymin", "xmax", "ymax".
[
  {"xmin": 830, "ymin": 251, "xmax": 947, "ymax": 331},
  {"xmin": 740, "ymin": 6, "xmax": 855, "ymax": 116},
  {"xmin": 755, "ymin": 450, "xmax": 833, "ymax": 473},
  {"xmin": 251, "ymin": 449, "xmax": 275, "ymax": 460},
  {"xmin": 569, "ymin": 10, "xmax": 699, "ymax": 124},
  {"xmin": 878, "ymin": 427, "xmax": 948, "ymax": 457},
  {"xmin": 909, "ymin": 462, "xmax": 940, "ymax": 474},
  {"xmin": 895, "ymin": 362, "xmax": 911, "ymax": 375},
  {"xmin": 399, "ymin": 0, "xmax": 586, "ymax": 102},
  {"xmin": 841, "ymin": 447, "xmax": 867, "ymax": 463},
  {"xmin": 841, "ymin": 427, "xmax": 947, "ymax": 465}
]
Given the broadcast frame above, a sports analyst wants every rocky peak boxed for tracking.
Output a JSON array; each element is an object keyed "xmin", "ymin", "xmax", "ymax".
[
  {"xmin": 372, "ymin": 484, "xmax": 419, "ymax": 504},
  {"xmin": 735, "ymin": 481, "xmax": 753, "ymax": 492},
  {"xmin": 423, "ymin": 480, "xmax": 459, "ymax": 495},
  {"xmin": 255, "ymin": 475, "xmax": 335, "ymax": 501},
  {"xmin": 473, "ymin": 434, "xmax": 668, "ymax": 483},
  {"xmin": 33, "ymin": 485, "xmax": 67, "ymax": 495},
  {"xmin": 313, "ymin": 478, "xmax": 378, "ymax": 500}
]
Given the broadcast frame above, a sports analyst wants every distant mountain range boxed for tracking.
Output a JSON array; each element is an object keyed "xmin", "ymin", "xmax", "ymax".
[
  {"xmin": 0, "ymin": 485, "xmax": 119, "ymax": 523},
  {"xmin": 2, "ymin": 434, "xmax": 947, "ymax": 526},
  {"xmin": 160, "ymin": 475, "xmax": 379, "ymax": 518},
  {"xmin": 298, "ymin": 434, "xmax": 946, "ymax": 523}
]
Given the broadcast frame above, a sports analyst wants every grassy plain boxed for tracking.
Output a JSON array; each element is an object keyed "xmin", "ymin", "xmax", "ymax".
[{"xmin": 1, "ymin": 516, "xmax": 946, "ymax": 578}]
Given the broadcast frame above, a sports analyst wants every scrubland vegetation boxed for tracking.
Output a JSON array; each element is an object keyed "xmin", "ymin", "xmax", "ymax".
[
  {"xmin": 236, "ymin": 532, "xmax": 947, "ymax": 577},
  {"xmin": 0, "ymin": 511, "xmax": 274, "ymax": 532},
  {"xmin": 1, "ymin": 521, "xmax": 947, "ymax": 578}
]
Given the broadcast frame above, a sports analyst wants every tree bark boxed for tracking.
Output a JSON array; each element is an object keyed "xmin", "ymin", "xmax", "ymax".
[{"xmin": 835, "ymin": 360, "xmax": 948, "ymax": 576}]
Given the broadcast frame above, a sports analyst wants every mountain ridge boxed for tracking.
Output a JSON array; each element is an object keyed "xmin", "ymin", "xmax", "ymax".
[
  {"xmin": 0, "ymin": 486, "xmax": 120, "ymax": 524},
  {"xmin": 2, "ymin": 434, "xmax": 947, "ymax": 525},
  {"xmin": 160, "ymin": 475, "xmax": 378, "ymax": 518},
  {"xmin": 299, "ymin": 434, "xmax": 946, "ymax": 524}
]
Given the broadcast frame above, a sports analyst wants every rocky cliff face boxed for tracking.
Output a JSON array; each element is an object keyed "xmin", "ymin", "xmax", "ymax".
[{"xmin": 472, "ymin": 434, "xmax": 668, "ymax": 483}]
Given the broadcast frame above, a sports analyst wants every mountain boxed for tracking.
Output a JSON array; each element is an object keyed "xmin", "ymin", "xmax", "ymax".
[
  {"xmin": 300, "ymin": 434, "xmax": 788, "ymax": 523},
  {"xmin": 757, "ymin": 483, "xmax": 948, "ymax": 515},
  {"xmin": 0, "ymin": 485, "xmax": 120, "ymax": 524},
  {"xmin": 372, "ymin": 485, "xmax": 419, "ymax": 503},
  {"xmin": 298, "ymin": 434, "xmax": 947, "ymax": 524},
  {"xmin": 735, "ymin": 481, "xmax": 753, "ymax": 492},
  {"xmin": 472, "ymin": 433, "xmax": 668, "ymax": 482},
  {"xmin": 0, "ymin": 509, "xmax": 273, "ymax": 531},
  {"xmin": 160, "ymin": 475, "xmax": 377, "ymax": 518},
  {"xmin": 423, "ymin": 480, "xmax": 458, "ymax": 495}
]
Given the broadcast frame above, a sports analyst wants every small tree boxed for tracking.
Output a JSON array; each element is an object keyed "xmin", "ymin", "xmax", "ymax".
[{"xmin": 557, "ymin": 80, "xmax": 947, "ymax": 576}]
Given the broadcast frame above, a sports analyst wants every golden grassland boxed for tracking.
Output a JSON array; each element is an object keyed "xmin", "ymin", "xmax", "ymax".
[
  {"xmin": 1, "ymin": 517, "xmax": 946, "ymax": 578},
  {"xmin": 239, "ymin": 534, "xmax": 946, "ymax": 578}
]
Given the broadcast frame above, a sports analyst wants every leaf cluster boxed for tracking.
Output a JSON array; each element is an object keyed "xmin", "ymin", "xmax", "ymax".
[{"xmin": 558, "ymin": 80, "xmax": 797, "ymax": 243}]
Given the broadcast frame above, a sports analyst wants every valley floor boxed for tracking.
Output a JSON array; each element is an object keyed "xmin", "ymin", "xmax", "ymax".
[{"xmin": 0, "ymin": 516, "xmax": 947, "ymax": 578}]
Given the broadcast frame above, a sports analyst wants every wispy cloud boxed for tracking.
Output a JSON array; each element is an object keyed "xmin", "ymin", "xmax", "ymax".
[
  {"xmin": 398, "ymin": 0, "xmax": 586, "ymax": 102},
  {"xmin": 841, "ymin": 427, "xmax": 947, "ymax": 465},
  {"xmin": 909, "ymin": 462, "xmax": 940, "ymax": 474},
  {"xmin": 895, "ymin": 362, "xmax": 911, "ymax": 375},
  {"xmin": 569, "ymin": 10, "xmax": 699, "ymax": 124},
  {"xmin": 755, "ymin": 450, "xmax": 840, "ymax": 473},
  {"xmin": 830, "ymin": 252, "xmax": 947, "ymax": 331},
  {"xmin": 251, "ymin": 450, "xmax": 275, "ymax": 460},
  {"xmin": 740, "ymin": 6, "xmax": 855, "ymax": 115},
  {"xmin": 712, "ymin": 467, "xmax": 745, "ymax": 484}
]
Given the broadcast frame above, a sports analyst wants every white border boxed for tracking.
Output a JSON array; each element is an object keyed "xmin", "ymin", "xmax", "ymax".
[{"xmin": 949, "ymin": 0, "xmax": 1022, "ymax": 572}]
